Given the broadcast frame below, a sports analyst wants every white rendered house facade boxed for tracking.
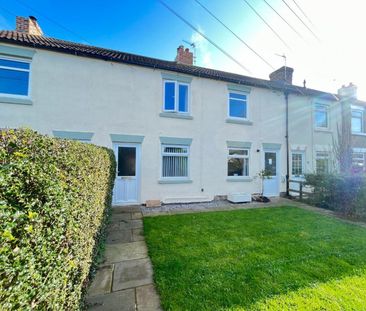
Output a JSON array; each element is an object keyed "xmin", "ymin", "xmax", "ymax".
[{"xmin": 0, "ymin": 18, "xmax": 341, "ymax": 205}]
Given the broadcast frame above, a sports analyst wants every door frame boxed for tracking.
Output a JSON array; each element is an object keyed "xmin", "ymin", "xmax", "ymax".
[
  {"xmin": 112, "ymin": 142, "xmax": 141, "ymax": 205},
  {"xmin": 263, "ymin": 149, "xmax": 280, "ymax": 197}
]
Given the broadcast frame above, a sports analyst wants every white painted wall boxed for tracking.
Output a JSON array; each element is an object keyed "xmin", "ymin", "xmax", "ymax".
[{"xmin": 0, "ymin": 44, "xmax": 341, "ymax": 203}]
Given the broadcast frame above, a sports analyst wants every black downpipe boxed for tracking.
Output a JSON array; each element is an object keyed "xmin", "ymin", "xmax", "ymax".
[{"xmin": 285, "ymin": 91, "xmax": 290, "ymax": 197}]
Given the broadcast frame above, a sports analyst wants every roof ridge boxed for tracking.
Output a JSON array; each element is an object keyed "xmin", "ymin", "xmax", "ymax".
[{"xmin": 0, "ymin": 30, "xmax": 337, "ymax": 100}]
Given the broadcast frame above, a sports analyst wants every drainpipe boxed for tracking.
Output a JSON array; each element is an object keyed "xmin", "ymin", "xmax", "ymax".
[{"xmin": 285, "ymin": 91, "xmax": 290, "ymax": 197}]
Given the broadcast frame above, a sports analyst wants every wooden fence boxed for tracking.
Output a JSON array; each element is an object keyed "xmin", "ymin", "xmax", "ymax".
[{"xmin": 288, "ymin": 179, "xmax": 314, "ymax": 200}]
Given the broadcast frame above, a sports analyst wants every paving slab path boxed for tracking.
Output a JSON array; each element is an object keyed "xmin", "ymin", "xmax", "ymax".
[{"xmin": 86, "ymin": 205, "xmax": 162, "ymax": 311}]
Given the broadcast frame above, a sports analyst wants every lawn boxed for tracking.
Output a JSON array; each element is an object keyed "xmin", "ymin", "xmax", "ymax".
[{"xmin": 143, "ymin": 206, "xmax": 366, "ymax": 310}]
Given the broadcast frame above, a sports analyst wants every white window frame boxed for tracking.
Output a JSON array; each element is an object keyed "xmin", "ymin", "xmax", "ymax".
[
  {"xmin": 227, "ymin": 147, "xmax": 250, "ymax": 177},
  {"xmin": 0, "ymin": 55, "xmax": 31, "ymax": 98},
  {"xmin": 352, "ymin": 152, "xmax": 365, "ymax": 172},
  {"xmin": 227, "ymin": 91, "xmax": 249, "ymax": 120},
  {"xmin": 314, "ymin": 103, "xmax": 329, "ymax": 129},
  {"xmin": 291, "ymin": 152, "xmax": 305, "ymax": 177},
  {"xmin": 351, "ymin": 107, "xmax": 364, "ymax": 134},
  {"xmin": 315, "ymin": 151, "xmax": 330, "ymax": 174},
  {"xmin": 160, "ymin": 144, "xmax": 190, "ymax": 180},
  {"xmin": 162, "ymin": 80, "xmax": 190, "ymax": 114}
]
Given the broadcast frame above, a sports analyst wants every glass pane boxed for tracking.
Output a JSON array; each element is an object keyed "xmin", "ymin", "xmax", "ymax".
[
  {"xmin": 352, "ymin": 153, "xmax": 365, "ymax": 173},
  {"xmin": 0, "ymin": 68, "xmax": 29, "ymax": 95},
  {"xmin": 229, "ymin": 92, "xmax": 246, "ymax": 100},
  {"xmin": 228, "ymin": 158, "xmax": 244, "ymax": 176},
  {"xmin": 243, "ymin": 158, "xmax": 249, "ymax": 176},
  {"xmin": 292, "ymin": 153, "xmax": 303, "ymax": 175},
  {"xmin": 229, "ymin": 149, "xmax": 248, "ymax": 156},
  {"xmin": 315, "ymin": 110, "xmax": 327, "ymax": 127},
  {"xmin": 0, "ymin": 59, "xmax": 30, "ymax": 69},
  {"xmin": 265, "ymin": 152, "xmax": 277, "ymax": 176},
  {"xmin": 229, "ymin": 99, "xmax": 247, "ymax": 118},
  {"xmin": 164, "ymin": 81, "xmax": 175, "ymax": 110},
  {"xmin": 164, "ymin": 146, "xmax": 188, "ymax": 154},
  {"xmin": 118, "ymin": 147, "xmax": 136, "ymax": 176},
  {"xmin": 316, "ymin": 159, "xmax": 329, "ymax": 174},
  {"xmin": 178, "ymin": 84, "xmax": 188, "ymax": 112},
  {"xmin": 162, "ymin": 155, "xmax": 188, "ymax": 177},
  {"xmin": 352, "ymin": 116, "xmax": 362, "ymax": 132}
]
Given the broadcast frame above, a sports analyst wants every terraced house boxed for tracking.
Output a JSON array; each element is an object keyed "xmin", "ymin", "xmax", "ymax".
[{"xmin": 1, "ymin": 16, "xmax": 362, "ymax": 205}]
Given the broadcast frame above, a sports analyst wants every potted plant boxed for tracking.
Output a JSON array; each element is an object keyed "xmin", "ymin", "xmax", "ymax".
[{"xmin": 253, "ymin": 169, "xmax": 272, "ymax": 202}]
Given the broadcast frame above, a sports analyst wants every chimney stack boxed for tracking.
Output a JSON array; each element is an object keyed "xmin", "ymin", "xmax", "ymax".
[
  {"xmin": 269, "ymin": 66, "xmax": 294, "ymax": 85},
  {"xmin": 175, "ymin": 45, "xmax": 193, "ymax": 66},
  {"xmin": 338, "ymin": 83, "xmax": 357, "ymax": 99},
  {"xmin": 16, "ymin": 16, "xmax": 43, "ymax": 36}
]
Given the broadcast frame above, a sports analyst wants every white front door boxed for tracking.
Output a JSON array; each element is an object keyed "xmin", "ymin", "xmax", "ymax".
[
  {"xmin": 113, "ymin": 143, "xmax": 140, "ymax": 205},
  {"xmin": 263, "ymin": 150, "xmax": 280, "ymax": 197}
]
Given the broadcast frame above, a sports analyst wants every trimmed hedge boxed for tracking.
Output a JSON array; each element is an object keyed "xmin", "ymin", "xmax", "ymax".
[
  {"xmin": 305, "ymin": 173, "xmax": 366, "ymax": 218},
  {"xmin": 0, "ymin": 129, "xmax": 116, "ymax": 310}
]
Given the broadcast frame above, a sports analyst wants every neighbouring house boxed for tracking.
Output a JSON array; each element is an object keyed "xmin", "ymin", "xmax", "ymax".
[
  {"xmin": 1, "ymin": 16, "xmax": 358, "ymax": 205},
  {"xmin": 337, "ymin": 83, "xmax": 366, "ymax": 174}
]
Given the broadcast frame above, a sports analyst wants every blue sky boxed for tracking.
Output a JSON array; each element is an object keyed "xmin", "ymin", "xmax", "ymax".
[{"xmin": 1, "ymin": 0, "xmax": 366, "ymax": 98}]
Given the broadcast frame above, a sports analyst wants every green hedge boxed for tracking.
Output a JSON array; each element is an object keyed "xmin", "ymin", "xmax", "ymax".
[
  {"xmin": 305, "ymin": 173, "xmax": 366, "ymax": 218},
  {"xmin": 0, "ymin": 129, "xmax": 116, "ymax": 310}
]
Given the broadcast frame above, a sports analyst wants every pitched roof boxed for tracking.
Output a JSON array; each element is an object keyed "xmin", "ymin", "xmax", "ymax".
[{"xmin": 0, "ymin": 30, "xmax": 337, "ymax": 100}]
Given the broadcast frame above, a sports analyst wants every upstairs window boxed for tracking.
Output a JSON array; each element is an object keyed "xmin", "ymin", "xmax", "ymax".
[
  {"xmin": 352, "ymin": 109, "xmax": 364, "ymax": 133},
  {"xmin": 0, "ymin": 57, "xmax": 30, "ymax": 96},
  {"xmin": 228, "ymin": 92, "xmax": 248, "ymax": 119},
  {"xmin": 227, "ymin": 148, "xmax": 249, "ymax": 177},
  {"xmin": 163, "ymin": 80, "xmax": 189, "ymax": 113},
  {"xmin": 161, "ymin": 145, "xmax": 189, "ymax": 178},
  {"xmin": 316, "ymin": 151, "xmax": 330, "ymax": 174},
  {"xmin": 314, "ymin": 104, "xmax": 329, "ymax": 128}
]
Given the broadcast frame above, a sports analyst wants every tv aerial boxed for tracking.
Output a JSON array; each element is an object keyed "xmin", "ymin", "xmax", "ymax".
[{"xmin": 182, "ymin": 40, "xmax": 197, "ymax": 65}]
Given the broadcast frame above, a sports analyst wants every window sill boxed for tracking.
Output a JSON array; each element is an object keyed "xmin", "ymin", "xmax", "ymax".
[
  {"xmin": 227, "ymin": 177, "xmax": 253, "ymax": 182},
  {"xmin": 314, "ymin": 128, "xmax": 332, "ymax": 133},
  {"xmin": 160, "ymin": 112, "xmax": 193, "ymax": 120},
  {"xmin": 0, "ymin": 95, "xmax": 33, "ymax": 105},
  {"xmin": 352, "ymin": 132, "xmax": 366, "ymax": 136},
  {"xmin": 226, "ymin": 118, "xmax": 253, "ymax": 125},
  {"xmin": 158, "ymin": 178, "xmax": 193, "ymax": 184}
]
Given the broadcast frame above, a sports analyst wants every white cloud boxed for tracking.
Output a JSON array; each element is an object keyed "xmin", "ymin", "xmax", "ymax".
[{"xmin": 190, "ymin": 26, "xmax": 213, "ymax": 68}]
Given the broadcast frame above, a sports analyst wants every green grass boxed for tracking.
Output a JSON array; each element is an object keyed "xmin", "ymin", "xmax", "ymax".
[{"xmin": 143, "ymin": 206, "xmax": 366, "ymax": 310}]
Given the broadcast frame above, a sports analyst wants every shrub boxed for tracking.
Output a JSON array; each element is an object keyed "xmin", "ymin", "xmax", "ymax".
[
  {"xmin": 304, "ymin": 173, "xmax": 366, "ymax": 217},
  {"xmin": 0, "ymin": 129, "xmax": 116, "ymax": 310}
]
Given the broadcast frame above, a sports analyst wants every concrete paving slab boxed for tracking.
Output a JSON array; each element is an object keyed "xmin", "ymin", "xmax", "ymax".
[
  {"xmin": 109, "ymin": 213, "xmax": 131, "ymax": 221},
  {"xmin": 87, "ymin": 265, "xmax": 114, "ymax": 297},
  {"xmin": 119, "ymin": 219, "xmax": 143, "ymax": 230},
  {"xmin": 86, "ymin": 289, "xmax": 135, "ymax": 311},
  {"xmin": 131, "ymin": 212, "xmax": 142, "ymax": 220},
  {"xmin": 132, "ymin": 228, "xmax": 144, "ymax": 242},
  {"xmin": 136, "ymin": 284, "xmax": 162, "ymax": 311},
  {"xmin": 104, "ymin": 241, "xmax": 148, "ymax": 264},
  {"xmin": 113, "ymin": 258, "xmax": 153, "ymax": 291},
  {"xmin": 113, "ymin": 205, "xmax": 141, "ymax": 213},
  {"xmin": 106, "ymin": 229, "xmax": 132, "ymax": 244}
]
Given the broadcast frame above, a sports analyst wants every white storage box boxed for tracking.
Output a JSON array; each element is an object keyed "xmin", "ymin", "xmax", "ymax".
[{"xmin": 227, "ymin": 193, "xmax": 252, "ymax": 203}]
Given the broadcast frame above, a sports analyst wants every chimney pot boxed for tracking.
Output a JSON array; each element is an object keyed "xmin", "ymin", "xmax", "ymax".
[
  {"xmin": 269, "ymin": 66, "xmax": 294, "ymax": 85},
  {"xmin": 338, "ymin": 83, "xmax": 357, "ymax": 99},
  {"xmin": 175, "ymin": 45, "xmax": 193, "ymax": 66}
]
